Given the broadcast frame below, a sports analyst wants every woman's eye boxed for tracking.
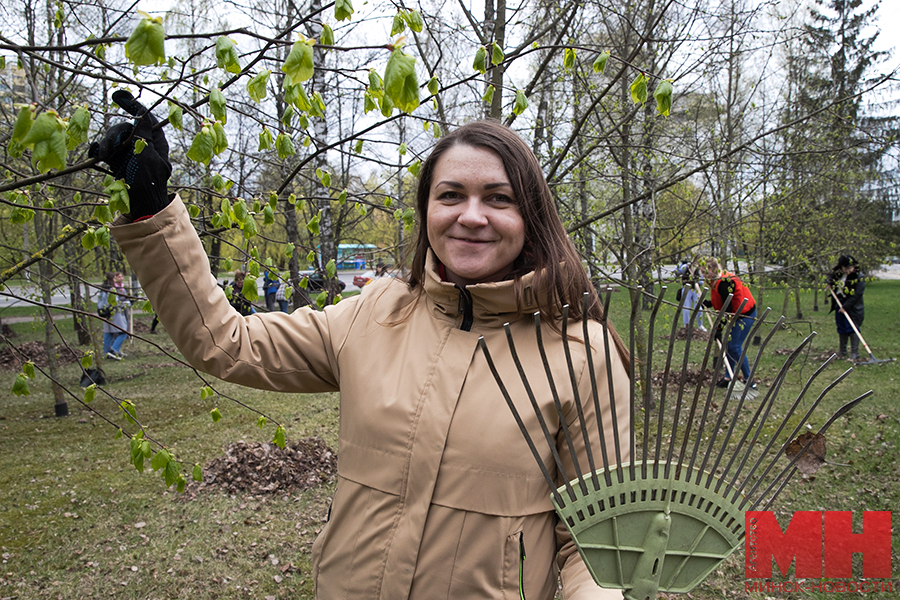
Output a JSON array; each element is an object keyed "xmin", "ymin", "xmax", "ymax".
[{"xmin": 489, "ymin": 194, "xmax": 515, "ymax": 205}]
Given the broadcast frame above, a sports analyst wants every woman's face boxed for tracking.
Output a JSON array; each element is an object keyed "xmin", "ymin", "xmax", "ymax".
[
  {"xmin": 426, "ymin": 145, "xmax": 525, "ymax": 287},
  {"xmin": 114, "ymin": 272, "xmax": 124, "ymax": 285}
]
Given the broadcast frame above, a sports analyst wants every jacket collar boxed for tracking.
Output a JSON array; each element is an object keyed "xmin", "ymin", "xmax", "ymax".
[{"xmin": 422, "ymin": 249, "xmax": 543, "ymax": 328}]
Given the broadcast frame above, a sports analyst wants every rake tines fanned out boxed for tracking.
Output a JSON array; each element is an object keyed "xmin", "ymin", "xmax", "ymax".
[{"xmin": 478, "ymin": 289, "xmax": 871, "ymax": 600}]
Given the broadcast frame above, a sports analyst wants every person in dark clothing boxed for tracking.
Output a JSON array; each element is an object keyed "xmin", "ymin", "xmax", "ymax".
[
  {"xmin": 701, "ymin": 257, "xmax": 757, "ymax": 387},
  {"xmin": 827, "ymin": 255, "xmax": 865, "ymax": 360},
  {"xmin": 228, "ymin": 270, "xmax": 257, "ymax": 316}
]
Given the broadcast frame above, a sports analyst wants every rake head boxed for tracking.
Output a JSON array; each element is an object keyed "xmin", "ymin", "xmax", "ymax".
[{"xmin": 478, "ymin": 287, "xmax": 871, "ymax": 600}]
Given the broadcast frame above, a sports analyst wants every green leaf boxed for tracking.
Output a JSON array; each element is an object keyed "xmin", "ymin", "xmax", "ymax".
[
  {"xmin": 491, "ymin": 42, "xmax": 504, "ymax": 66},
  {"xmin": 232, "ymin": 199, "xmax": 248, "ymax": 223},
  {"xmin": 212, "ymin": 122, "xmax": 228, "ymax": 155},
  {"xmin": 20, "ymin": 111, "xmax": 67, "ymax": 173},
  {"xmin": 242, "ymin": 216, "xmax": 258, "ymax": 239},
  {"xmin": 426, "ymin": 76, "xmax": 438, "ymax": 96},
  {"xmin": 306, "ymin": 250, "xmax": 316, "ymax": 264},
  {"xmin": 338, "ymin": 189, "xmax": 347, "ymax": 205},
  {"xmin": 257, "ymin": 416, "xmax": 267, "ymax": 429},
  {"xmin": 630, "ymin": 72, "xmax": 648, "ymax": 104},
  {"xmin": 106, "ymin": 179, "xmax": 130, "ymax": 215},
  {"xmin": 258, "ymin": 127, "xmax": 273, "ymax": 151},
  {"xmin": 513, "ymin": 90, "xmax": 528, "ymax": 115},
  {"xmin": 408, "ymin": 160, "xmax": 421, "ymax": 177},
  {"xmin": 242, "ymin": 276, "xmax": 259, "ymax": 301},
  {"xmin": 384, "ymin": 49, "xmax": 419, "ymax": 113},
  {"xmin": 263, "ymin": 205, "xmax": 275, "ymax": 225},
  {"xmin": 142, "ymin": 441, "xmax": 152, "ymax": 459},
  {"xmin": 164, "ymin": 461, "xmax": 179, "ymax": 488},
  {"xmin": 21, "ymin": 361, "xmax": 34, "ymax": 379},
  {"xmin": 273, "ymin": 425, "xmax": 286, "ymax": 448},
  {"xmin": 282, "ymin": 39, "xmax": 315, "ymax": 83},
  {"xmin": 325, "ymin": 258, "xmax": 336, "ymax": 278},
  {"xmin": 398, "ymin": 143, "xmax": 407, "ymax": 156},
  {"xmin": 168, "ymin": 102, "xmax": 183, "ymax": 130},
  {"xmin": 653, "ymin": 79, "xmax": 674, "ymax": 117},
  {"xmin": 315, "ymin": 290, "xmax": 328, "ymax": 308},
  {"xmin": 482, "ymin": 84, "xmax": 495, "ymax": 104},
  {"xmin": 319, "ymin": 170, "xmax": 331, "ymax": 187},
  {"xmin": 473, "ymin": 46, "xmax": 487, "ymax": 73},
  {"xmin": 80, "ymin": 352, "xmax": 93, "ymax": 369},
  {"xmin": 12, "ymin": 373, "xmax": 30, "ymax": 396},
  {"xmin": 81, "ymin": 228, "xmax": 96, "ymax": 250},
  {"xmin": 433, "ymin": 123, "xmax": 442, "ymax": 139},
  {"xmin": 209, "ymin": 88, "xmax": 227, "ymax": 124},
  {"xmin": 592, "ymin": 51, "xmax": 609, "ymax": 74},
  {"xmin": 391, "ymin": 12, "xmax": 405, "ymax": 36},
  {"xmin": 176, "ymin": 475, "xmax": 186, "ymax": 493},
  {"xmin": 334, "ymin": 0, "xmax": 353, "ymax": 21},
  {"xmin": 215, "ymin": 36, "xmax": 241, "ymax": 74},
  {"xmin": 199, "ymin": 385, "xmax": 213, "ymax": 400},
  {"xmin": 354, "ymin": 138, "xmax": 364, "ymax": 153},
  {"xmin": 133, "ymin": 138, "xmax": 147, "ymax": 154},
  {"xmin": 151, "ymin": 448, "xmax": 170, "ymax": 471},
  {"xmin": 368, "ymin": 70, "xmax": 383, "ymax": 94},
  {"xmin": 247, "ymin": 70, "xmax": 271, "ymax": 103},
  {"xmin": 210, "ymin": 407, "xmax": 223, "ymax": 422},
  {"xmin": 321, "ymin": 24, "xmax": 334, "ymax": 47},
  {"xmin": 188, "ymin": 204, "xmax": 200, "ymax": 218},
  {"xmin": 405, "ymin": 10, "xmax": 424, "ymax": 32},
  {"xmin": 276, "ymin": 133, "xmax": 295, "ymax": 159},
  {"xmin": 564, "ymin": 47, "xmax": 576, "ymax": 70},
  {"xmin": 10, "ymin": 104, "xmax": 36, "ymax": 152},
  {"xmin": 187, "ymin": 125, "xmax": 215, "ymax": 166},
  {"xmin": 66, "ymin": 106, "xmax": 90, "ymax": 150},
  {"xmin": 364, "ymin": 92, "xmax": 378, "ymax": 114},
  {"xmin": 192, "ymin": 464, "xmax": 203, "ymax": 482},
  {"xmin": 83, "ymin": 384, "xmax": 96, "ymax": 404},
  {"xmin": 125, "ymin": 14, "xmax": 166, "ymax": 66},
  {"xmin": 120, "ymin": 400, "xmax": 137, "ymax": 425},
  {"xmin": 307, "ymin": 213, "xmax": 321, "ymax": 235}
]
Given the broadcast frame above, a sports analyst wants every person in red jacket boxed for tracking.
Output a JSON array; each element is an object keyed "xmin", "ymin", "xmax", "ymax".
[{"xmin": 702, "ymin": 257, "xmax": 757, "ymax": 388}]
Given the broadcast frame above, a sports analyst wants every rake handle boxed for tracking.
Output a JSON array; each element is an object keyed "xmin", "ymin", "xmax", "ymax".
[
  {"xmin": 826, "ymin": 287, "xmax": 874, "ymax": 356},
  {"xmin": 696, "ymin": 284, "xmax": 737, "ymax": 381}
]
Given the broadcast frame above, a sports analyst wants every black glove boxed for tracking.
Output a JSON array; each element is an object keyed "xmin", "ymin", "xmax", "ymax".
[{"xmin": 89, "ymin": 91, "xmax": 172, "ymax": 220}]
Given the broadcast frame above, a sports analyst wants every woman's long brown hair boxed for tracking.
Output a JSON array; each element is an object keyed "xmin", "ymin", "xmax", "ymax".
[{"xmin": 406, "ymin": 121, "xmax": 630, "ymax": 368}]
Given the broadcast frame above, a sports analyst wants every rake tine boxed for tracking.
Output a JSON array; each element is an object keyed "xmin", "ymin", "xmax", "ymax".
[
  {"xmin": 582, "ymin": 293, "xmax": 613, "ymax": 488},
  {"xmin": 687, "ymin": 297, "xmax": 738, "ymax": 482},
  {"xmin": 644, "ymin": 287, "xmax": 669, "ymax": 479},
  {"xmin": 657, "ymin": 285, "xmax": 689, "ymax": 480},
  {"xmin": 665, "ymin": 287, "xmax": 707, "ymax": 479},
  {"xmin": 562, "ymin": 305, "xmax": 600, "ymax": 492},
  {"xmin": 713, "ymin": 318, "xmax": 809, "ymax": 495},
  {"xmin": 620, "ymin": 286, "xmax": 637, "ymax": 483},
  {"xmin": 731, "ymin": 354, "xmax": 840, "ymax": 504},
  {"xmin": 502, "ymin": 323, "xmax": 578, "ymax": 502},
  {"xmin": 740, "ymin": 365, "xmax": 857, "ymax": 509},
  {"xmin": 478, "ymin": 337, "xmax": 565, "ymax": 507},
  {"xmin": 756, "ymin": 392, "xmax": 873, "ymax": 511},
  {"xmin": 696, "ymin": 300, "xmax": 749, "ymax": 487},
  {"xmin": 535, "ymin": 312, "xmax": 588, "ymax": 497},
  {"xmin": 706, "ymin": 311, "xmax": 781, "ymax": 490}
]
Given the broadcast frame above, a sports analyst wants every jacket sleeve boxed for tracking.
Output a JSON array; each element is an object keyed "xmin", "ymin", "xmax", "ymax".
[
  {"xmin": 556, "ymin": 323, "xmax": 631, "ymax": 600},
  {"xmin": 110, "ymin": 196, "xmax": 361, "ymax": 393},
  {"xmin": 842, "ymin": 277, "xmax": 865, "ymax": 311}
]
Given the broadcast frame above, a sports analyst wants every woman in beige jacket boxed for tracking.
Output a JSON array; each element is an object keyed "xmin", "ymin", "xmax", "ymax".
[{"xmin": 97, "ymin": 92, "xmax": 631, "ymax": 599}]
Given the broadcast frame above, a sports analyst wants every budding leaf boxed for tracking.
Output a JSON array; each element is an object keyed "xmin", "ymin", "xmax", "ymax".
[
  {"xmin": 282, "ymin": 39, "xmax": 315, "ymax": 83},
  {"xmin": 405, "ymin": 10, "xmax": 424, "ymax": 32},
  {"xmin": 326, "ymin": 258, "xmax": 337, "ymax": 278},
  {"xmin": 513, "ymin": 90, "xmax": 528, "ymax": 115},
  {"xmin": 215, "ymin": 36, "xmax": 241, "ymax": 74},
  {"xmin": 630, "ymin": 72, "xmax": 648, "ymax": 104},
  {"xmin": 273, "ymin": 425, "xmax": 286, "ymax": 448},
  {"xmin": 125, "ymin": 13, "xmax": 166, "ymax": 66},
  {"xmin": 66, "ymin": 106, "xmax": 90, "ymax": 150},
  {"xmin": 84, "ymin": 384, "xmax": 96, "ymax": 404},
  {"xmin": 258, "ymin": 127, "xmax": 273, "ymax": 151},
  {"xmin": 391, "ymin": 13, "xmax": 405, "ymax": 36},
  {"xmin": 187, "ymin": 126, "xmax": 215, "ymax": 166},
  {"xmin": 334, "ymin": 0, "xmax": 354, "ymax": 21},
  {"xmin": 491, "ymin": 42, "xmax": 504, "ymax": 66},
  {"xmin": 473, "ymin": 46, "xmax": 487, "ymax": 73},
  {"xmin": 653, "ymin": 79, "xmax": 674, "ymax": 117},
  {"xmin": 408, "ymin": 160, "xmax": 421, "ymax": 177},
  {"xmin": 321, "ymin": 24, "xmax": 334, "ymax": 47},
  {"xmin": 134, "ymin": 139, "xmax": 147, "ymax": 154},
  {"xmin": 384, "ymin": 49, "xmax": 419, "ymax": 114},
  {"xmin": 192, "ymin": 464, "xmax": 203, "ymax": 482},
  {"xmin": 20, "ymin": 111, "xmax": 67, "ymax": 173},
  {"xmin": 257, "ymin": 416, "xmax": 267, "ymax": 429},
  {"xmin": 168, "ymin": 102, "xmax": 183, "ymax": 130},
  {"xmin": 247, "ymin": 70, "xmax": 271, "ymax": 103},
  {"xmin": 276, "ymin": 133, "xmax": 295, "ymax": 159},
  {"xmin": 212, "ymin": 122, "xmax": 228, "ymax": 155},
  {"xmin": 482, "ymin": 84, "xmax": 495, "ymax": 105},
  {"xmin": 12, "ymin": 374, "xmax": 31, "ymax": 396},
  {"xmin": 592, "ymin": 51, "xmax": 609, "ymax": 74},
  {"xmin": 210, "ymin": 407, "xmax": 223, "ymax": 422},
  {"xmin": 209, "ymin": 88, "xmax": 227, "ymax": 124}
]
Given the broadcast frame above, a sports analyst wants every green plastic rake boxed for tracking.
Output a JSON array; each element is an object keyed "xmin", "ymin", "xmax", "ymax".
[{"xmin": 478, "ymin": 288, "xmax": 871, "ymax": 600}]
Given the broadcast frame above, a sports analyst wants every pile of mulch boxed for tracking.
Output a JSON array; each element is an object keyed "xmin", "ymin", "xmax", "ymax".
[
  {"xmin": 651, "ymin": 367, "xmax": 715, "ymax": 388},
  {"xmin": 0, "ymin": 340, "xmax": 80, "ymax": 371},
  {"xmin": 182, "ymin": 437, "xmax": 337, "ymax": 499}
]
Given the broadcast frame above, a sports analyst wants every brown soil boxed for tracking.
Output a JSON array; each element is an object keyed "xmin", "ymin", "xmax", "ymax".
[
  {"xmin": 0, "ymin": 340, "xmax": 81, "ymax": 371},
  {"xmin": 651, "ymin": 367, "xmax": 715, "ymax": 388},
  {"xmin": 665, "ymin": 327, "xmax": 711, "ymax": 342},
  {"xmin": 182, "ymin": 437, "xmax": 337, "ymax": 499}
]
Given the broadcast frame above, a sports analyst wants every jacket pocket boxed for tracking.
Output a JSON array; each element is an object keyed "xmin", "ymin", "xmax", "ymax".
[{"xmin": 502, "ymin": 530, "xmax": 526, "ymax": 600}]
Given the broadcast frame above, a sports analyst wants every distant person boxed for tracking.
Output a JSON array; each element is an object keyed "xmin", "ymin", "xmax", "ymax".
[
  {"xmin": 228, "ymin": 270, "xmax": 257, "ymax": 316},
  {"xmin": 263, "ymin": 269, "xmax": 280, "ymax": 312},
  {"xmin": 97, "ymin": 271, "xmax": 130, "ymax": 360},
  {"xmin": 674, "ymin": 258, "xmax": 706, "ymax": 332},
  {"xmin": 827, "ymin": 255, "xmax": 864, "ymax": 360},
  {"xmin": 702, "ymin": 257, "xmax": 756, "ymax": 388}
]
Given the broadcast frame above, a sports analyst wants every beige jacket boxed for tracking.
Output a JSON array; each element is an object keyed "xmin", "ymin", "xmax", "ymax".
[{"xmin": 112, "ymin": 197, "xmax": 630, "ymax": 600}]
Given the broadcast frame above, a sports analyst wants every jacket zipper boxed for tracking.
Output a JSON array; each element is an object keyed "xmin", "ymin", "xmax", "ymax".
[
  {"xmin": 455, "ymin": 285, "xmax": 474, "ymax": 331},
  {"xmin": 518, "ymin": 531, "xmax": 527, "ymax": 600}
]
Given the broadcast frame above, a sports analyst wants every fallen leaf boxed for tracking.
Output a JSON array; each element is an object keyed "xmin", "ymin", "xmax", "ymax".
[{"xmin": 785, "ymin": 431, "xmax": 827, "ymax": 475}]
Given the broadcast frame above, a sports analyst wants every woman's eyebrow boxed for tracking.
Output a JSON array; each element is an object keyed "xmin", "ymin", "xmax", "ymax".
[{"xmin": 434, "ymin": 180, "xmax": 512, "ymax": 190}]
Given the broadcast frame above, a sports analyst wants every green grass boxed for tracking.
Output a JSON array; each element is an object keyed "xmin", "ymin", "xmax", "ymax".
[{"xmin": 1, "ymin": 282, "xmax": 898, "ymax": 599}]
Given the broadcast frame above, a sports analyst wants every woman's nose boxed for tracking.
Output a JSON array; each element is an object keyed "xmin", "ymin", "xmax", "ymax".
[{"xmin": 457, "ymin": 198, "xmax": 489, "ymax": 226}]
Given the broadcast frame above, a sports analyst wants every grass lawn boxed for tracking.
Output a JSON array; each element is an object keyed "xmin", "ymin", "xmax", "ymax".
[{"xmin": 1, "ymin": 281, "xmax": 898, "ymax": 599}]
